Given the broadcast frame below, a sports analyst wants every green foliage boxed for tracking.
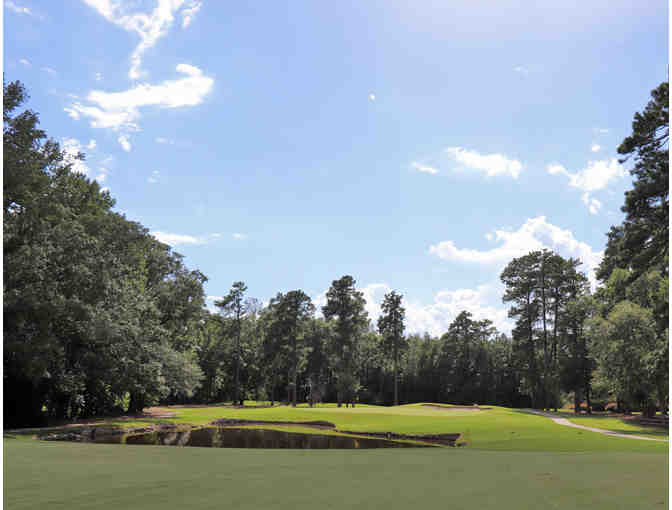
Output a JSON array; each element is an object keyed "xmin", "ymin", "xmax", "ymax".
[
  {"xmin": 377, "ymin": 290, "xmax": 406, "ymax": 405},
  {"xmin": 501, "ymin": 250, "xmax": 591, "ymax": 409},
  {"xmin": 3, "ymin": 81, "xmax": 207, "ymax": 426},
  {"xmin": 215, "ymin": 281, "xmax": 249, "ymax": 405},
  {"xmin": 588, "ymin": 301, "xmax": 663, "ymax": 413},
  {"xmin": 589, "ymin": 84, "xmax": 669, "ymax": 415},
  {"xmin": 322, "ymin": 275, "xmax": 369, "ymax": 406},
  {"xmin": 599, "ymin": 82, "xmax": 668, "ymax": 281}
]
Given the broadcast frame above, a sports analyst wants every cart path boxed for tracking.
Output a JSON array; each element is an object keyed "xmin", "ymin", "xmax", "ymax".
[{"xmin": 523, "ymin": 409, "xmax": 668, "ymax": 442}]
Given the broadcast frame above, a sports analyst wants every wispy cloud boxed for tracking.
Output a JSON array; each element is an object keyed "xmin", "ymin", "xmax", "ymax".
[
  {"xmin": 148, "ymin": 170, "xmax": 160, "ymax": 184},
  {"xmin": 181, "ymin": 0, "xmax": 202, "ymax": 28},
  {"xmin": 232, "ymin": 233, "xmax": 247, "ymax": 240},
  {"xmin": 369, "ymin": 93, "xmax": 376, "ymax": 101},
  {"xmin": 445, "ymin": 147, "xmax": 523, "ymax": 179},
  {"xmin": 66, "ymin": 64, "xmax": 214, "ymax": 132},
  {"xmin": 86, "ymin": 139, "xmax": 97, "ymax": 150},
  {"xmin": 83, "ymin": 0, "xmax": 202, "ymax": 79},
  {"xmin": 581, "ymin": 192, "xmax": 602, "ymax": 215},
  {"xmin": 411, "ymin": 162, "xmax": 438, "ymax": 175},
  {"xmin": 5, "ymin": 1, "xmax": 32, "ymax": 15},
  {"xmin": 151, "ymin": 231, "xmax": 222, "ymax": 246},
  {"xmin": 117, "ymin": 134, "xmax": 132, "ymax": 152},
  {"xmin": 95, "ymin": 72, "xmax": 103, "ymax": 81},
  {"xmin": 19, "ymin": 58, "xmax": 31, "ymax": 67},
  {"xmin": 156, "ymin": 136, "xmax": 176, "ymax": 144},
  {"xmin": 591, "ymin": 144, "xmax": 601, "ymax": 152},
  {"xmin": 41, "ymin": 67, "xmax": 57, "ymax": 75},
  {"xmin": 95, "ymin": 170, "xmax": 108, "ymax": 183},
  {"xmin": 513, "ymin": 65, "xmax": 529, "ymax": 76}
]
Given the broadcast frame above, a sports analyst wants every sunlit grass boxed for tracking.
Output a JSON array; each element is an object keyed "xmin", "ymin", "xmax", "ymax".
[
  {"xmin": 68, "ymin": 403, "xmax": 668, "ymax": 452},
  {"xmin": 8, "ymin": 403, "xmax": 667, "ymax": 453}
]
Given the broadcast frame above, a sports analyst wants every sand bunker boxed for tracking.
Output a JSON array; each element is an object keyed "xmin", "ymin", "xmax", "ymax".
[{"xmin": 423, "ymin": 405, "xmax": 491, "ymax": 411}]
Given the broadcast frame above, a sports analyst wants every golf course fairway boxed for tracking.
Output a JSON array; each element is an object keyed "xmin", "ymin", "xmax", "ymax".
[{"xmin": 4, "ymin": 404, "xmax": 668, "ymax": 509}]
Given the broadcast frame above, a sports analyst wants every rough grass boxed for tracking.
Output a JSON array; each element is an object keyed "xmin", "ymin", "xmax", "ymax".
[
  {"xmin": 555, "ymin": 412, "xmax": 669, "ymax": 440},
  {"xmin": 3, "ymin": 438, "xmax": 667, "ymax": 510}
]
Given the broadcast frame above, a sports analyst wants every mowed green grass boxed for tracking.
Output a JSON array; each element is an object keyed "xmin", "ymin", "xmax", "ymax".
[
  {"xmin": 98, "ymin": 403, "xmax": 668, "ymax": 452},
  {"xmin": 4, "ymin": 438, "xmax": 667, "ymax": 510},
  {"xmin": 4, "ymin": 404, "xmax": 668, "ymax": 509}
]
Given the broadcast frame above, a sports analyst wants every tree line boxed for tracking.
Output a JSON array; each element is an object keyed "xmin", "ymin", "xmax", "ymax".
[{"xmin": 4, "ymin": 80, "xmax": 667, "ymax": 428}]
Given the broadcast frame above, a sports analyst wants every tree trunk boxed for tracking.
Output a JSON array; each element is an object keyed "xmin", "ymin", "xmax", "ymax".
[
  {"xmin": 540, "ymin": 262, "xmax": 549, "ymax": 411},
  {"xmin": 128, "ymin": 392, "xmax": 144, "ymax": 415},
  {"xmin": 394, "ymin": 343, "xmax": 399, "ymax": 406},
  {"xmin": 234, "ymin": 331, "xmax": 240, "ymax": 406},
  {"xmin": 585, "ymin": 384, "xmax": 592, "ymax": 415}
]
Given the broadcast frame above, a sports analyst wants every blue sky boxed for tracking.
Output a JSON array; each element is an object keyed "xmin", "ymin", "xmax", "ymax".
[{"xmin": 4, "ymin": 0, "xmax": 668, "ymax": 335}]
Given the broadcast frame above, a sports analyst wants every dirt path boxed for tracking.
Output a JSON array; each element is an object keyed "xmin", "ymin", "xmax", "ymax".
[{"xmin": 523, "ymin": 410, "xmax": 668, "ymax": 442}]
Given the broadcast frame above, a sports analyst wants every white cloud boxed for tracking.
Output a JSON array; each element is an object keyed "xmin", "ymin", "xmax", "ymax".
[
  {"xmin": 64, "ymin": 107, "xmax": 81, "ymax": 121},
  {"xmin": 95, "ymin": 72, "xmax": 103, "ymax": 81},
  {"xmin": 96, "ymin": 172, "xmax": 107, "ymax": 183},
  {"xmin": 65, "ymin": 103, "xmax": 136, "ymax": 129},
  {"xmin": 406, "ymin": 283, "xmax": 513, "ymax": 335},
  {"xmin": 152, "ymin": 232, "xmax": 203, "ymax": 246},
  {"xmin": 369, "ymin": 93, "xmax": 376, "ymax": 101},
  {"xmin": 156, "ymin": 136, "xmax": 175, "ymax": 144},
  {"xmin": 591, "ymin": 144, "xmax": 601, "ymax": 152},
  {"xmin": 205, "ymin": 295, "xmax": 224, "ymax": 312},
  {"xmin": 546, "ymin": 158, "xmax": 625, "ymax": 192},
  {"xmin": 445, "ymin": 147, "xmax": 523, "ymax": 179},
  {"xmin": 19, "ymin": 58, "xmax": 31, "ymax": 67},
  {"xmin": 314, "ymin": 282, "xmax": 513, "ymax": 337},
  {"xmin": 83, "ymin": 0, "xmax": 201, "ymax": 80},
  {"xmin": 428, "ymin": 216, "xmax": 603, "ymax": 288},
  {"xmin": 66, "ymin": 64, "xmax": 214, "ymax": 131},
  {"xmin": 513, "ymin": 66, "xmax": 529, "ymax": 75},
  {"xmin": 181, "ymin": 0, "xmax": 202, "ymax": 28},
  {"xmin": 87, "ymin": 139, "xmax": 97, "ymax": 150},
  {"xmin": 147, "ymin": 170, "xmax": 160, "ymax": 184},
  {"xmin": 117, "ymin": 134, "xmax": 132, "ymax": 152},
  {"xmin": 232, "ymin": 233, "xmax": 247, "ymax": 240},
  {"xmin": 581, "ymin": 192, "xmax": 602, "ymax": 215},
  {"xmin": 151, "ymin": 231, "xmax": 222, "ymax": 246},
  {"xmin": 61, "ymin": 138, "xmax": 90, "ymax": 176},
  {"xmin": 594, "ymin": 128, "xmax": 610, "ymax": 134},
  {"xmin": 41, "ymin": 67, "xmax": 57, "ymax": 75},
  {"xmin": 411, "ymin": 162, "xmax": 438, "ymax": 175},
  {"xmin": 5, "ymin": 1, "xmax": 32, "ymax": 15}
]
